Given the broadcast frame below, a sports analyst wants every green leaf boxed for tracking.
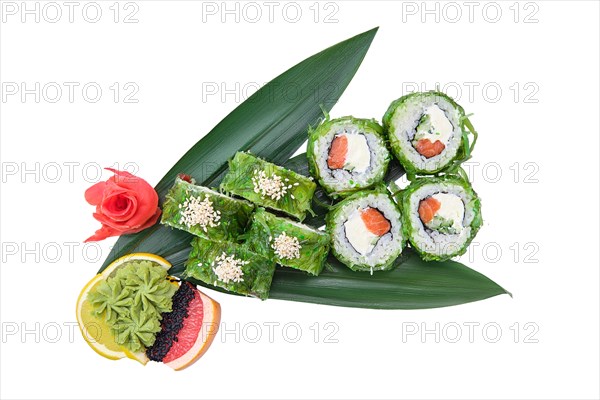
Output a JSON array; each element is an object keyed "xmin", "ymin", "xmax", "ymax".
[
  {"xmin": 170, "ymin": 248, "xmax": 510, "ymax": 309},
  {"xmin": 100, "ymin": 28, "xmax": 379, "ymax": 272},
  {"xmin": 267, "ymin": 249, "xmax": 510, "ymax": 309}
]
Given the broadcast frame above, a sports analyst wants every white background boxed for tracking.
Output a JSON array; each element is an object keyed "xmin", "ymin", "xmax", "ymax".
[{"xmin": 1, "ymin": 1, "xmax": 599, "ymax": 399}]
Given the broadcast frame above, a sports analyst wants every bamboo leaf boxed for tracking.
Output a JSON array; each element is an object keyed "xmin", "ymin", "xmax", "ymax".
[
  {"xmin": 168, "ymin": 248, "xmax": 509, "ymax": 309},
  {"xmin": 100, "ymin": 28, "xmax": 379, "ymax": 272},
  {"xmin": 267, "ymin": 250, "xmax": 510, "ymax": 309}
]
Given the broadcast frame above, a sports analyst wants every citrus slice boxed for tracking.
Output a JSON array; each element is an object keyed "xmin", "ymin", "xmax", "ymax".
[
  {"xmin": 164, "ymin": 286, "xmax": 221, "ymax": 370},
  {"xmin": 145, "ymin": 282, "xmax": 221, "ymax": 370},
  {"xmin": 99, "ymin": 252, "xmax": 171, "ymax": 279},
  {"xmin": 76, "ymin": 253, "xmax": 172, "ymax": 364}
]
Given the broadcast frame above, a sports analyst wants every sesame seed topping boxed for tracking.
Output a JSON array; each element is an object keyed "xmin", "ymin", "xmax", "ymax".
[
  {"xmin": 252, "ymin": 170, "xmax": 290, "ymax": 201},
  {"xmin": 271, "ymin": 231, "xmax": 301, "ymax": 260},
  {"xmin": 179, "ymin": 195, "xmax": 221, "ymax": 232},
  {"xmin": 213, "ymin": 252, "xmax": 248, "ymax": 284}
]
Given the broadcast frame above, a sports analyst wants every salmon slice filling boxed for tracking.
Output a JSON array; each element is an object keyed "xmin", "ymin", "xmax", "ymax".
[
  {"xmin": 418, "ymin": 197, "xmax": 441, "ymax": 223},
  {"xmin": 412, "ymin": 104, "xmax": 453, "ymax": 158},
  {"xmin": 415, "ymin": 139, "xmax": 445, "ymax": 158},
  {"xmin": 344, "ymin": 207, "xmax": 391, "ymax": 255},
  {"xmin": 418, "ymin": 193, "xmax": 465, "ymax": 234},
  {"xmin": 360, "ymin": 207, "xmax": 391, "ymax": 236},
  {"xmin": 327, "ymin": 133, "xmax": 371, "ymax": 173},
  {"xmin": 327, "ymin": 135, "xmax": 347, "ymax": 169}
]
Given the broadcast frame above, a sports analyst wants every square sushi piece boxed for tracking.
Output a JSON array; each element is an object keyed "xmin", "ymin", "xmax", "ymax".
[
  {"xmin": 245, "ymin": 208, "xmax": 330, "ymax": 276},
  {"xmin": 161, "ymin": 177, "xmax": 254, "ymax": 242},
  {"xmin": 220, "ymin": 152, "xmax": 316, "ymax": 221},
  {"xmin": 184, "ymin": 236, "xmax": 276, "ymax": 300}
]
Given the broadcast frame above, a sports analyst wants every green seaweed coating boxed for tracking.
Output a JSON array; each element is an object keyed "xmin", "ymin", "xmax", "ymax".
[
  {"xmin": 184, "ymin": 236, "xmax": 275, "ymax": 300},
  {"xmin": 400, "ymin": 176, "xmax": 483, "ymax": 261},
  {"xmin": 382, "ymin": 91, "xmax": 469, "ymax": 176},
  {"xmin": 161, "ymin": 177, "xmax": 254, "ymax": 242},
  {"xmin": 307, "ymin": 116, "xmax": 390, "ymax": 198},
  {"xmin": 220, "ymin": 152, "xmax": 316, "ymax": 221},
  {"xmin": 245, "ymin": 208, "xmax": 330, "ymax": 276},
  {"xmin": 325, "ymin": 185, "xmax": 405, "ymax": 272}
]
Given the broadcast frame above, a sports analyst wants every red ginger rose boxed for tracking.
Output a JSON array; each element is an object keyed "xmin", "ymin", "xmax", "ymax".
[{"xmin": 84, "ymin": 168, "xmax": 161, "ymax": 242}]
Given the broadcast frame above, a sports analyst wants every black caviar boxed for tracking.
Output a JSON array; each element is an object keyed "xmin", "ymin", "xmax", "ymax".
[{"xmin": 146, "ymin": 281, "xmax": 196, "ymax": 362}]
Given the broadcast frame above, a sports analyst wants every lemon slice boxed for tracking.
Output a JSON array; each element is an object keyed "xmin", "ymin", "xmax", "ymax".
[{"xmin": 76, "ymin": 253, "xmax": 171, "ymax": 364}]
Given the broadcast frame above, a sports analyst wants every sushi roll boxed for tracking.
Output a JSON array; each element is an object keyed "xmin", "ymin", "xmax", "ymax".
[
  {"xmin": 245, "ymin": 208, "xmax": 330, "ymax": 276},
  {"xmin": 383, "ymin": 91, "xmax": 472, "ymax": 175},
  {"xmin": 307, "ymin": 116, "xmax": 390, "ymax": 198},
  {"xmin": 184, "ymin": 236, "xmax": 276, "ymax": 300},
  {"xmin": 400, "ymin": 176, "xmax": 482, "ymax": 261},
  {"xmin": 220, "ymin": 152, "xmax": 316, "ymax": 221},
  {"xmin": 161, "ymin": 177, "xmax": 254, "ymax": 242},
  {"xmin": 326, "ymin": 186, "xmax": 405, "ymax": 273}
]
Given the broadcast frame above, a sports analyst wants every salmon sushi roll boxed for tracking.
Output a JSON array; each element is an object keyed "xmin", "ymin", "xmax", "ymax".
[
  {"xmin": 400, "ymin": 176, "xmax": 482, "ymax": 261},
  {"xmin": 326, "ymin": 186, "xmax": 405, "ymax": 273},
  {"xmin": 307, "ymin": 117, "xmax": 390, "ymax": 198},
  {"xmin": 383, "ymin": 91, "xmax": 473, "ymax": 175}
]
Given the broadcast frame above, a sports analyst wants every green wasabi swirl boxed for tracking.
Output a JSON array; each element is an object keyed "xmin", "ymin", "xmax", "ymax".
[{"xmin": 87, "ymin": 260, "xmax": 177, "ymax": 352}]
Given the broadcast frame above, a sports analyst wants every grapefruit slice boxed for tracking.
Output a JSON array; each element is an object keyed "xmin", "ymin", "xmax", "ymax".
[
  {"xmin": 146, "ymin": 282, "xmax": 221, "ymax": 371},
  {"xmin": 165, "ymin": 289, "xmax": 220, "ymax": 370},
  {"xmin": 76, "ymin": 253, "xmax": 172, "ymax": 364}
]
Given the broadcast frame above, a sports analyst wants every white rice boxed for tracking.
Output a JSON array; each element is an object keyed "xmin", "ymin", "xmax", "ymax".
[
  {"xmin": 330, "ymin": 192, "xmax": 403, "ymax": 268},
  {"xmin": 313, "ymin": 123, "xmax": 388, "ymax": 193},
  {"xmin": 406, "ymin": 182, "xmax": 476, "ymax": 257},
  {"xmin": 389, "ymin": 94, "xmax": 462, "ymax": 172}
]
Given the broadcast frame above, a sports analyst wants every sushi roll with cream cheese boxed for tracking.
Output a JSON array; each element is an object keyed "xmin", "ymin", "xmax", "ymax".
[
  {"xmin": 400, "ymin": 176, "xmax": 482, "ymax": 261},
  {"xmin": 307, "ymin": 117, "xmax": 390, "ymax": 198},
  {"xmin": 326, "ymin": 186, "xmax": 405, "ymax": 273},
  {"xmin": 383, "ymin": 91, "xmax": 475, "ymax": 175}
]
